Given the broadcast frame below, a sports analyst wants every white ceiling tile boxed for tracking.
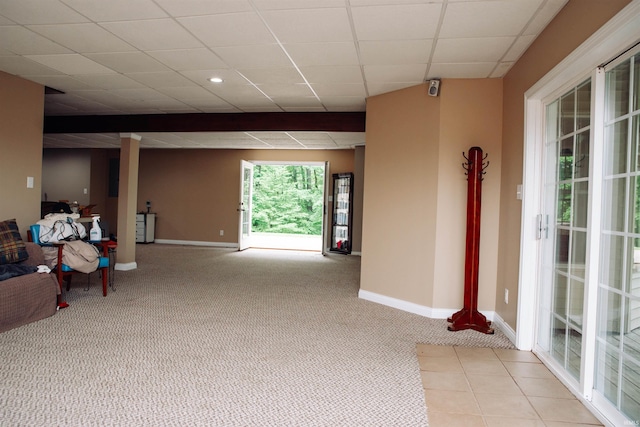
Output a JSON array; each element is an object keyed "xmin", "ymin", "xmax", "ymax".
[
  {"xmin": 25, "ymin": 54, "xmax": 116, "ymax": 75},
  {"xmin": 110, "ymin": 88, "xmax": 172, "ymax": 100},
  {"xmin": 428, "ymin": 62, "xmax": 497, "ymax": 78},
  {"xmin": 503, "ymin": 35, "xmax": 537, "ymax": 62},
  {"xmin": 366, "ymin": 81, "xmax": 417, "ymax": 96},
  {"xmin": 250, "ymin": 131, "xmax": 292, "ymax": 141},
  {"xmin": 329, "ymin": 132, "xmax": 366, "ymax": 144},
  {"xmin": 253, "ymin": 0, "xmax": 345, "ymax": 10},
  {"xmin": 288, "ymin": 131, "xmax": 331, "ymax": 140},
  {"xmin": 351, "ymin": 4, "xmax": 442, "ymax": 40},
  {"xmin": 349, "ymin": 0, "xmax": 441, "ymax": 4},
  {"xmin": 212, "ymin": 92, "xmax": 274, "ymax": 108},
  {"xmin": 432, "ymin": 37, "xmax": 515, "ymax": 63},
  {"xmin": 312, "ymin": 83, "xmax": 366, "ymax": 97},
  {"xmin": 240, "ymin": 105, "xmax": 283, "ymax": 113},
  {"xmin": 201, "ymin": 105, "xmax": 242, "ymax": 113},
  {"xmin": 271, "ymin": 96, "xmax": 323, "ymax": 108},
  {"xmin": 73, "ymin": 74, "xmax": 146, "ymax": 90},
  {"xmin": 28, "ymin": 23, "xmax": 137, "ymax": 53},
  {"xmin": 206, "ymin": 83, "xmax": 269, "ymax": 98},
  {"xmin": 261, "ymin": 8, "xmax": 353, "ymax": 43},
  {"xmin": 99, "ymin": 19, "xmax": 203, "ymax": 51},
  {"xmin": 359, "ymin": 40, "xmax": 432, "ymax": 65},
  {"xmin": 86, "ymin": 52, "xmax": 170, "ymax": 73},
  {"xmin": 182, "ymin": 98, "xmax": 236, "ymax": 112},
  {"xmin": 490, "ymin": 62, "xmax": 514, "ymax": 78},
  {"xmin": 157, "ymin": 86, "xmax": 221, "ymax": 100},
  {"xmin": 0, "ymin": 0, "xmax": 89, "ymax": 24},
  {"xmin": 214, "ymin": 44, "xmax": 291, "ymax": 68},
  {"xmin": 322, "ymin": 97, "xmax": 366, "ymax": 112},
  {"xmin": 0, "ymin": 56, "xmax": 64, "ymax": 76},
  {"xmin": 60, "ymin": 0, "xmax": 168, "ymax": 21},
  {"xmin": 147, "ymin": 49, "xmax": 227, "ymax": 71},
  {"xmin": 28, "ymin": 75, "xmax": 94, "ymax": 91},
  {"xmin": 524, "ymin": 0, "xmax": 568, "ymax": 36},
  {"xmin": 46, "ymin": 94, "xmax": 116, "ymax": 113},
  {"xmin": 0, "ymin": 26, "xmax": 72, "ymax": 55},
  {"xmin": 299, "ymin": 66, "xmax": 363, "ymax": 84},
  {"xmin": 152, "ymin": 0, "xmax": 252, "ymax": 16},
  {"xmin": 126, "ymin": 71, "xmax": 199, "ymax": 88},
  {"xmin": 239, "ymin": 67, "xmax": 304, "ymax": 85},
  {"xmin": 71, "ymin": 90, "xmax": 140, "ymax": 106},
  {"xmin": 178, "ymin": 13, "xmax": 275, "ymax": 47},
  {"xmin": 127, "ymin": 97, "xmax": 192, "ymax": 110},
  {"xmin": 260, "ymin": 83, "xmax": 314, "ymax": 98},
  {"xmin": 283, "ymin": 42, "xmax": 359, "ymax": 66},
  {"xmin": 440, "ymin": 1, "xmax": 541, "ymax": 38},
  {"xmin": 0, "ymin": 15, "xmax": 15, "ymax": 25},
  {"xmin": 363, "ymin": 64, "xmax": 427, "ymax": 82}
]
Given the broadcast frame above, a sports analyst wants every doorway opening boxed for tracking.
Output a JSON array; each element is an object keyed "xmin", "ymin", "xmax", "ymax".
[{"xmin": 239, "ymin": 161, "xmax": 327, "ymax": 252}]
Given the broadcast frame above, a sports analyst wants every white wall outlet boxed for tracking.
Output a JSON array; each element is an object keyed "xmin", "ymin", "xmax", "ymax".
[
  {"xmin": 83, "ymin": 188, "xmax": 88, "ymax": 194},
  {"xmin": 26, "ymin": 176, "xmax": 34, "ymax": 188},
  {"xmin": 219, "ymin": 230, "xmax": 224, "ymax": 236},
  {"xmin": 504, "ymin": 288, "xmax": 509, "ymax": 304}
]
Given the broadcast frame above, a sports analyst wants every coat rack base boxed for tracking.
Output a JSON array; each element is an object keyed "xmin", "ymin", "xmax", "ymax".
[{"xmin": 447, "ymin": 308, "xmax": 494, "ymax": 334}]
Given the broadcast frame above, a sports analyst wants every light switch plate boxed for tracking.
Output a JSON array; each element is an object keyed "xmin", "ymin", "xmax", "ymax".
[{"xmin": 26, "ymin": 176, "xmax": 34, "ymax": 188}]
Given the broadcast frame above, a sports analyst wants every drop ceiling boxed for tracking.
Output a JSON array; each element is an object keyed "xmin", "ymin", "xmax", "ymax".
[{"xmin": 0, "ymin": 0, "xmax": 567, "ymax": 149}]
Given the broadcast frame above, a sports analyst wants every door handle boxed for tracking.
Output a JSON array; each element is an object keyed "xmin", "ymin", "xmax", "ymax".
[{"xmin": 536, "ymin": 214, "xmax": 549, "ymax": 239}]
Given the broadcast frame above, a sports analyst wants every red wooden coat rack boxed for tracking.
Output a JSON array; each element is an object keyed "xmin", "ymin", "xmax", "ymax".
[{"xmin": 448, "ymin": 146, "xmax": 494, "ymax": 334}]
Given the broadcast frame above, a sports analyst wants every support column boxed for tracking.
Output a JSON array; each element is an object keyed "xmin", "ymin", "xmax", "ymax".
[{"xmin": 115, "ymin": 133, "xmax": 141, "ymax": 271}]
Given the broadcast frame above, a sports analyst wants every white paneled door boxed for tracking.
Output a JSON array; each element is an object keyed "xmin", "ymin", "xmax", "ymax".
[{"xmin": 238, "ymin": 160, "xmax": 254, "ymax": 251}]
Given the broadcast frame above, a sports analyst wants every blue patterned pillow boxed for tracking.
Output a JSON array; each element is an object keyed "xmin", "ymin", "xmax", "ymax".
[{"xmin": 0, "ymin": 219, "xmax": 28, "ymax": 265}]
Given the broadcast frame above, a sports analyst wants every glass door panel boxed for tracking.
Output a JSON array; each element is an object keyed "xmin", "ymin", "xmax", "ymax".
[
  {"xmin": 595, "ymin": 52, "xmax": 640, "ymax": 420},
  {"xmin": 238, "ymin": 160, "xmax": 254, "ymax": 251},
  {"xmin": 539, "ymin": 80, "xmax": 591, "ymax": 381}
]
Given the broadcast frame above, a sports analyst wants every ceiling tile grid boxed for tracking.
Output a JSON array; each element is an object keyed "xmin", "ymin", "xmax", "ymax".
[{"xmin": 0, "ymin": 0, "xmax": 567, "ymax": 149}]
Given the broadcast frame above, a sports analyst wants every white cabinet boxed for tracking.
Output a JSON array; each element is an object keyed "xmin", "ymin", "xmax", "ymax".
[{"xmin": 136, "ymin": 213, "xmax": 155, "ymax": 243}]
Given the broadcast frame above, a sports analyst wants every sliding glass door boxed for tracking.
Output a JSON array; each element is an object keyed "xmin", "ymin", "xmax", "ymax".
[
  {"xmin": 595, "ymin": 52, "xmax": 640, "ymax": 422},
  {"xmin": 536, "ymin": 50, "xmax": 640, "ymax": 424}
]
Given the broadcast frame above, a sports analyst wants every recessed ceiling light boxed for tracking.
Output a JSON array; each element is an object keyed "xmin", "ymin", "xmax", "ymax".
[{"xmin": 208, "ymin": 77, "xmax": 223, "ymax": 83}]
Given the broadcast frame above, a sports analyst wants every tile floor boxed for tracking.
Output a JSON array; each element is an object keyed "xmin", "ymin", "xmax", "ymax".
[{"xmin": 416, "ymin": 344, "xmax": 604, "ymax": 427}]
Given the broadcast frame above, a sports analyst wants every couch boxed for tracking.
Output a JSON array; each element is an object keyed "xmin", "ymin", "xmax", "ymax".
[{"xmin": 0, "ymin": 241, "xmax": 59, "ymax": 333}]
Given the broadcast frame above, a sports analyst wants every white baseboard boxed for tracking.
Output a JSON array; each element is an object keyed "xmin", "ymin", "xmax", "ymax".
[
  {"xmin": 490, "ymin": 312, "xmax": 516, "ymax": 345},
  {"xmin": 358, "ymin": 289, "xmax": 509, "ymax": 337},
  {"xmin": 115, "ymin": 262, "xmax": 137, "ymax": 271},
  {"xmin": 154, "ymin": 239, "xmax": 238, "ymax": 249}
]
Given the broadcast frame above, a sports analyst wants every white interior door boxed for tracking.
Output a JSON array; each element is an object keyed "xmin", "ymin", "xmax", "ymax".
[{"xmin": 238, "ymin": 160, "xmax": 254, "ymax": 251}]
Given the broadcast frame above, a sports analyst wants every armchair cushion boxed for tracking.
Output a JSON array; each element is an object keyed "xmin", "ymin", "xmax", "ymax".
[{"xmin": 0, "ymin": 219, "xmax": 28, "ymax": 265}]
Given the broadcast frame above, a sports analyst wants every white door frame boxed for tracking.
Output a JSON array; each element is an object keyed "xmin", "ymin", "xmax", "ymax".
[{"xmin": 240, "ymin": 160, "xmax": 328, "ymax": 252}]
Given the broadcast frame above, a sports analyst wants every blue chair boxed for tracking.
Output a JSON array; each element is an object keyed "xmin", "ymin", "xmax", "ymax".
[{"xmin": 29, "ymin": 224, "xmax": 110, "ymax": 298}]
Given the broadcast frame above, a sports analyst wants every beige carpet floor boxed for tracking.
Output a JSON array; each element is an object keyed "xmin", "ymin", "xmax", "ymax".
[{"xmin": 0, "ymin": 244, "xmax": 513, "ymax": 426}]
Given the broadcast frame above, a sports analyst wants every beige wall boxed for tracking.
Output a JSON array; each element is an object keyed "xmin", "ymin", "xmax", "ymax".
[
  {"xmin": 137, "ymin": 148, "xmax": 355, "ymax": 244},
  {"xmin": 496, "ymin": 0, "xmax": 631, "ymax": 330},
  {"xmin": 351, "ymin": 146, "xmax": 365, "ymax": 254},
  {"xmin": 361, "ymin": 80, "xmax": 503, "ymax": 312},
  {"xmin": 0, "ymin": 70, "xmax": 44, "ymax": 235},
  {"xmin": 42, "ymin": 149, "xmax": 91, "ymax": 205},
  {"xmin": 361, "ymin": 84, "xmax": 441, "ymax": 307},
  {"xmin": 433, "ymin": 79, "xmax": 503, "ymax": 310}
]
